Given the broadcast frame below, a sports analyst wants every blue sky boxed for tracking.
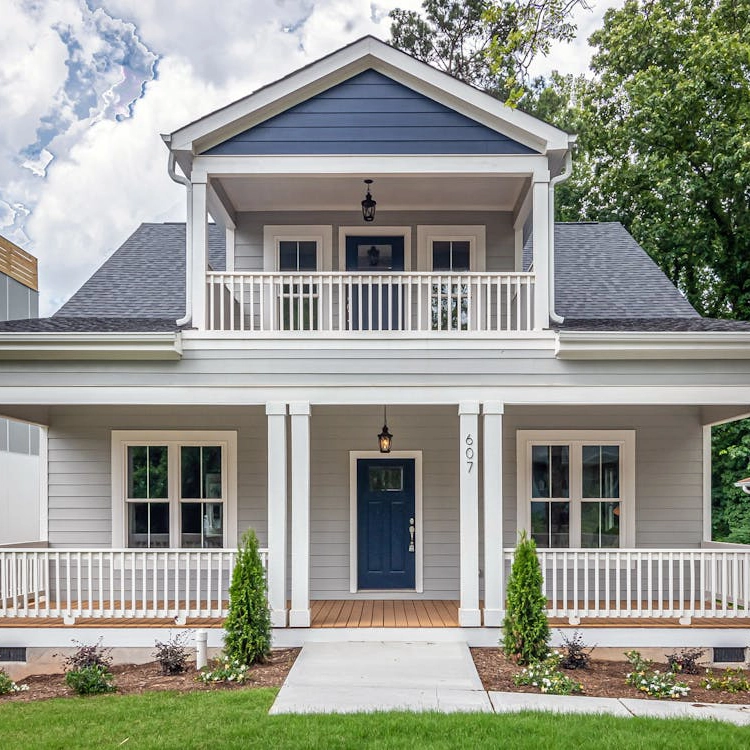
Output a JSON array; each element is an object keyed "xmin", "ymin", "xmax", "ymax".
[{"xmin": 0, "ymin": 0, "xmax": 621, "ymax": 315}]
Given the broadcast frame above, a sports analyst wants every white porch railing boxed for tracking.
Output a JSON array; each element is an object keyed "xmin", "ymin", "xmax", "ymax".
[
  {"xmin": 0, "ymin": 548, "xmax": 267, "ymax": 624},
  {"xmin": 206, "ymin": 271, "xmax": 535, "ymax": 333},
  {"xmin": 503, "ymin": 548, "xmax": 750, "ymax": 624}
]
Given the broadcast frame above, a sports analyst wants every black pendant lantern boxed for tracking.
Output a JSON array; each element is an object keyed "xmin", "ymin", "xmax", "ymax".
[
  {"xmin": 378, "ymin": 405, "xmax": 393, "ymax": 453},
  {"xmin": 361, "ymin": 179, "xmax": 376, "ymax": 222}
]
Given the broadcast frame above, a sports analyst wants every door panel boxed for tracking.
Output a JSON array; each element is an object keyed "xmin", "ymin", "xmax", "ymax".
[
  {"xmin": 345, "ymin": 236, "xmax": 405, "ymax": 330},
  {"xmin": 357, "ymin": 458, "xmax": 415, "ymax": 590}
]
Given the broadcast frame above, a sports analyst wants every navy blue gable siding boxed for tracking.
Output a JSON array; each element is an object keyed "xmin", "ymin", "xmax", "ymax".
[{"xmin": 204, "ymin": 70, "xmax": 536, "ymax": 155}]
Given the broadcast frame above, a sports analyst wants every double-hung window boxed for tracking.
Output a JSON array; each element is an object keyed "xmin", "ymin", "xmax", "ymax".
[
  {"xmin": 113, "ymin": 431, "xmax": 237, "ymax": 549},
  {"xmin": 517, "ymin": 430, "xmax": 635, "ymax": 549}
]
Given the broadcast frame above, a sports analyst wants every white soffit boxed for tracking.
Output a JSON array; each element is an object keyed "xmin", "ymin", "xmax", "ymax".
[
  {"xmin": 217, "ymin": 173, "xmax": 525, "ymax": 212},
  {"xmin": 169, "ymin": 37, "xmax": 571, "ymax": 155}
]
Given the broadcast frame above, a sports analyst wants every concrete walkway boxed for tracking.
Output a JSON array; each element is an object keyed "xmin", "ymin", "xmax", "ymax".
[{"xmin": 270, "ymin": 642, "xmax": 750, "ymax": 725}]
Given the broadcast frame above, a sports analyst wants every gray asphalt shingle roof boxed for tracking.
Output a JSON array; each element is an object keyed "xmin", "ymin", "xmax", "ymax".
[
  {"xmin": 53, "ymin": 223, "xmax": 226, "ymax": 319},
  {"xmin": 526, "ymin": 222, "xmax": 700, "ymax": 320},
  {"xmin": 1, "ymin": 221, "xmax": 747, "ymax": 334}
]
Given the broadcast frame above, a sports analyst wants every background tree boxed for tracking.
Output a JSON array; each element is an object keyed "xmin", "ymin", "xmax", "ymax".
[
  {"xmin": 711, "ymin": 421, "xmax": 750, "ymax": 544},
  {"xmin": 390, "ymin": 0, "xmax": 587, "ymax": 102}
]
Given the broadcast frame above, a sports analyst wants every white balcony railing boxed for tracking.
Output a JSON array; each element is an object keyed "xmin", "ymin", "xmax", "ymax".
[
  {"xmin": 206, "ymin": 272, "xmax": 535, "ymax": 333},
  {"xmin": 0, "ymin": 548, "xmax": 267, "ymax": 624},
  {"xmin": 503, "ymin": 548, "xmax": 750, "ymax": 624}
]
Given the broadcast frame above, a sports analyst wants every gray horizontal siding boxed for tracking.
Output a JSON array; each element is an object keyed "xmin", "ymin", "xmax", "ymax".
[
  {"xmin": 205, "ymin": 70, "xmax": 535, "ymax": 156},
  {"xmin": 234, "ymin": 210, "xmax": 515, "ymax": 273}
]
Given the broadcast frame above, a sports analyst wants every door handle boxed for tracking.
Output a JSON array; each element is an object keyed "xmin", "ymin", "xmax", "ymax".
[{"xmin": 408, "ymin": 517, "xmax": 415, "ymax": 553}]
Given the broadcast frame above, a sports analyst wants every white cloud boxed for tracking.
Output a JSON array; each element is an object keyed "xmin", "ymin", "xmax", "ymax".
[{"xmin": 1, "ymin": 0, "xmax": 616, "ymax": 316}]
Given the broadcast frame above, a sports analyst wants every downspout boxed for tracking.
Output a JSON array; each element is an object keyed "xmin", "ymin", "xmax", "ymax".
[
  {"xmin": 167, "ymin": 149, "xmax": 193, "ymax": 327},
  {"xmin": 548, "ymin": 149, "xmax": 573, "ymax": 324}
]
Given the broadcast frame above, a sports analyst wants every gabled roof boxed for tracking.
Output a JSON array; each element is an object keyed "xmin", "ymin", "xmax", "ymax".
[
  {"xmin": 167, "ymin": 36, "xmax": 573, "ymax": 158},
  {"xmin": 54, "ymin": 223, "xmax": 226, "ymax": 319},
  {"xmin": 526, "ymin": 222, "xmax": 701, "ymax": 320}
]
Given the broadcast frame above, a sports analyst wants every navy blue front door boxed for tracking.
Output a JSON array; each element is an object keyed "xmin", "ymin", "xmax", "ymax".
[
  {"xmin": 357, "ymin": 458, "xmax": 415, "ymax": 590},
  {"xmin": 345, "ymin": 236, "xmax": 405, "ymax": 330}
]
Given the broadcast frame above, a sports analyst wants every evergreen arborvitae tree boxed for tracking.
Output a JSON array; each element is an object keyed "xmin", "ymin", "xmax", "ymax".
[
  {"xmin": 224, "ymin": 529, "xmax": 271, "ymax": 664},
  {"xmin": 502, "ymin": 531, "xmax": 549, "ymax": 664}
]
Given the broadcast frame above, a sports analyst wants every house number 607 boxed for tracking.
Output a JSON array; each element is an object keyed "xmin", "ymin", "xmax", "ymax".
[{"xmin": 465, "ymin": 434, "xmax": 474, "ymax": 473}]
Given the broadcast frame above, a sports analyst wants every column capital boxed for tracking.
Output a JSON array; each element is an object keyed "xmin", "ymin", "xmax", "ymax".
[
  {"xmin": 458, "ymin": 400, "xmax": 480, "ymax": 416},
  {"xmin": 266, "ymin": 402, "xmax": 287, "ymax": 416},
  {"xmin": 289, "ymin": 401, "xmax": 311, "ymax": 417},
  {"xmin": 483, "ymin": 401, "xmax": 505, "ymax": 416}
]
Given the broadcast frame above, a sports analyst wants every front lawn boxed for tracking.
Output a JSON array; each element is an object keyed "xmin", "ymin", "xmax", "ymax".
[{"xmin": 0, "ymin": 688, "xmax": 745, "ymax": 749}]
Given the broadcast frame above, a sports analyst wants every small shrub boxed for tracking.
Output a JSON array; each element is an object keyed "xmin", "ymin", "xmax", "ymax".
[
  {"xmin": 63, "ymin": 639, "xmax": 112, "ymax": 671},
  {"xmin": 666, "ymin": 647, "xmax": 705, "ymax": 675},
  {"xmin": 154, "ymin": 632, "xmax": 191, "ymax": 675},
  {"xmin": 514, "ymin": 652, "xmax": 583, "ymax": 695},
  {"xmin": 624, "ymin": 650, "xmax": 690, "ymax": 699},
  {"xmin": 65, "ymin": 664, "xmax": 116, "ymax": 695},
  {"xmin": 502, "ymin": 531, "xmax": 549, "ymax": 665},
  {"xmin": 224, "ymin": 529, "xmax": 271, "ymax": 666},
  {"xmin": 702, "ymin": 668, "xmax": 750, "ymax": 693},
  {"xmin": 558, "ymin": 630, "xmax": 593, "ymax": 670},
  {"xmin": 198, "ymin": 654, "xmax": 251, "ymax": 684},
  {"xmin": 0, "ymin": 668, "xmax": 28, "ymax": 695}
]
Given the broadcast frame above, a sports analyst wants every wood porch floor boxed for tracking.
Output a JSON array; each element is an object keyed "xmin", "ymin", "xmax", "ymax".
[{"xmin": 0, "ymin": 599, "xmax": 746, "ymax": 629}]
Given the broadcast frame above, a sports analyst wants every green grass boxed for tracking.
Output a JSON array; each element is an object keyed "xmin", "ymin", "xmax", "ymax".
[{"xmin": 0, "ymin": 688, "xmax": 744, "ymax": 750}]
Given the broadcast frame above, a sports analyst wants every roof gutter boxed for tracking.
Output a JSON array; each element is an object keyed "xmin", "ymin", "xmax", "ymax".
[
  {"xmin": 166, "ymin": 141, "xmax": 193, "ymax": 327},
  {"xmin": 548, "ymin": 146, "xmax": 574, "ymax": 325}
]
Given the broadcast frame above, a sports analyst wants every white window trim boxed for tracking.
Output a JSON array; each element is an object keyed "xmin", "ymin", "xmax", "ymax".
[
  {"xmin": 338, "ymin": 226, "xmax": 412, "ymax": 272},
  {"xmin": 111, "ymin": 430, "xmax": 238, "ymax": 548},
  {"xmin": 516, "ymin": 430, "xmax": 635, "ymax": 548},
  {"xmin": 263, "ymin": 225, "xmax": 333, "ymax": 272},
  {"xmin": 416, "ymin": 225, "xmax": 486, "ymax": 272},
  {"xmin": 349, "ymin": 450, "xmax": 423, "ymax": 594}
]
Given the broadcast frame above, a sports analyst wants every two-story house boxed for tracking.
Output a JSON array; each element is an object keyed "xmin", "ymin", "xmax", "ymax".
[{"xmin": 1, "ymin": 38, "xmax": 749, "ymax": 665}]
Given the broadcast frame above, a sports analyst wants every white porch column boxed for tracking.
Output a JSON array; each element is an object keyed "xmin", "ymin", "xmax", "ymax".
[
  {"xmin": 458, "ymin": 400, "xmax": 481, "ymax": 627},
  {"xmin": 482, "ymin": 401, "xmax": 504, "ymax": 626},
  {"xmin": 532, "ymin": 178, "xmax": 550, "ymax": 330},
  {"xmin": 289, "ymin": 401, "xmax": 311, "ymax": 627},
  {"xmin": 190, "ymin": 179, "xmax": 208, "ymax": 330},
  {"xmin": 266, "ymin": 402, "xmax": 288, "ymax": 627}
]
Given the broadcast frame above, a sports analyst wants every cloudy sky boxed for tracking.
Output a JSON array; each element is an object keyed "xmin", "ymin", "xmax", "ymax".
[{"xmin": 1, "ymin": 0, "xmax": 621, "ymax": 315}]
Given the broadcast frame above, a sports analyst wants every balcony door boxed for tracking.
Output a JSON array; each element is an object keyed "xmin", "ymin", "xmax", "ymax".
[{"xmin": 345, "ymin": 235, "xmax": 404, "ymax": 330}]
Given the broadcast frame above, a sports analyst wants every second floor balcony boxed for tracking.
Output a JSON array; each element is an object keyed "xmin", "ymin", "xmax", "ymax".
[{"xmin": 205, "ymin": 270, "xmax": 535, "ymax": 334}]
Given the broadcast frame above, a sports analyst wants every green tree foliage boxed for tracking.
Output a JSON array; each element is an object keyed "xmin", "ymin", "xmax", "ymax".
[
  {"xmin": 224, "ymin": 529, "xmax": 271, "ymax": 665},
  {"xmin": 503, "ymin": 531, "xmax": 549, "ymax": 664},
  {"xmin": 389, "ymin": 0, "xmax": 586, "ymax": 103},
  {"xmin": 712, "ymin": 419, "xmax": 750, "ymax": 543},
  {"xmin": 561, "ymin": 0, "xmax": 750, "ymax": 319}
]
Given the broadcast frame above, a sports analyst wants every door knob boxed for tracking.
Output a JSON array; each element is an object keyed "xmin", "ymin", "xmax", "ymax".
[{"xmin": 408, "ymin": 517, "xmax": 415, "ymax": 553}]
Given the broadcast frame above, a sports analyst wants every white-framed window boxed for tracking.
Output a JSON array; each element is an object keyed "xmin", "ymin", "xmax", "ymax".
[
  {"xmin": 262, "ymin": 225, "xmax": 333, "ymax": 272},
  {"xmin": 111, "ymin": 431, "xmax": 238, "ymax": 549},
  {"xmin": 516, "ymin": 430, "xmax": 635, "ymax": 549},
  {"xmin": 337, "ymin": 226, "xmax": 412, "ymax": 272},
  {"xmin": 416, "ymin": 225, "xmax": 486, "ymax": 272}
]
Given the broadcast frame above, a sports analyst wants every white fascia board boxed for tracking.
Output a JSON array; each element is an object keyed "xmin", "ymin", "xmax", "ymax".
[
  {"xmin": 192, "ymin": 154, "xmax": 550, "ymax": 180},
  {"xmin": 171, "ymin": 37, "xmax": 571, "ymax": 155},
  {"xmin": 4, "ymin": 385, "xmax": 750, "ymax": 407},
  {"xmin": 0, "ymin": 332, "xmax": 182, "ymax": 360},
  {"xmin": 180, "ymin": 330, "xmax": 556, "ymax": 351},
  {"xmin": 556, "ymin": 330, "xmax": 750, "ymax": 360}
]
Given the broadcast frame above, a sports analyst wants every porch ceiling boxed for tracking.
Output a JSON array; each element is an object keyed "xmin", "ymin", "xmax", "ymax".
[{"xmin": 215, "ymin": 173, "xmax": 527, "ymax": 212}]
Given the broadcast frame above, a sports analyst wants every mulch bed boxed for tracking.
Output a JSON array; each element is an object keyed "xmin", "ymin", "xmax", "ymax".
[
  {"xmin": 0, "ymin": 648, "xmax": 299, "ymax": 703},
  {"xmin": 471, "ymin": 648, "xmax": 750, "ymax": 705}
]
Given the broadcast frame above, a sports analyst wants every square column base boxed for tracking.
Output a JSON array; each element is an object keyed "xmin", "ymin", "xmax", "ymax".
[
  {"xmin": 483, "ymin": 609, "xmax": 504, "ymax": 627},
  {"xmin": 458, "ymin": 608, "xmax": 482, "ymax": 627},
  {"xmin": 289, "ymin": 609, "xmax": 311, "ymax": 628},
  {"xmin": 271, "ymin": 608, "xmax": 288, "ymax": 628}
]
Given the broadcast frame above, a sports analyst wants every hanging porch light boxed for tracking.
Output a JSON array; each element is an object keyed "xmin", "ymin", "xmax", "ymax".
[
  {"xmin": 378, "ymin": 405, "xmax": 393, "ymax": 453},
  {"xmin": 361, "ymin": 179, "xmax": 376, "ymax": 222}
]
